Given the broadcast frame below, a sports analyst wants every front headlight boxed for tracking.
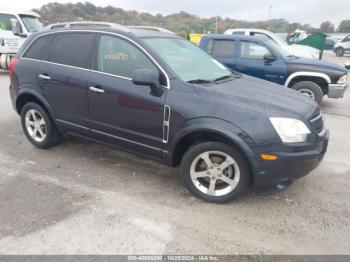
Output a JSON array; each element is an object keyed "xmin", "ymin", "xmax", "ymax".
[
  {"xmin": 270, "ymin": 117, "xmax": 311, "ymax": 143},
  {"xmin": 337, "ymin": 74, "xmax": 348, "ymax": 84}
]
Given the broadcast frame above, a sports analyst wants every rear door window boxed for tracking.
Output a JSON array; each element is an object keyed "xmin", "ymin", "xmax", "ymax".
[
  {"xmin": 23, "ymin": 35, "xmax": 53, "ymax": 61},
  {"xmin": 207, "ymin": 40, "xmax": 236, "ymax": 58},
  {"xmin": 0, "ymin": 13, "xmax": 16, "ymax": 31},
  {"xmin": 49, "ymin": 33, "xmax": 95, "ymax": 69}
]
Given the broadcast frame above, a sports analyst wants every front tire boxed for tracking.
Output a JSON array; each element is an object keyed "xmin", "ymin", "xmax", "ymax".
[
  {"xmin": 21, "ymin": 102, "xmax": 62, "ymax": 149},
  {"xmin": 180, "ymin": 142, "xmax": 251, "ymax": 203},
  {"xmin": 335, "ymin": 47, "xmax": 345, "ymax": 57},
  {"xmin": 291, "ymin": 81, "xmax": 324, "ymax": 105}
]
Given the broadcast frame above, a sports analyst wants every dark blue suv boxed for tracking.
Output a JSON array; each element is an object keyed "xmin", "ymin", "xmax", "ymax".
[
  {"xmin": 9, "ymin": 27, "xmax": 329, "ymax": 203},
  {"xmin": 199, "ymin": 35, "xmax": 348, "ymax": 104}
]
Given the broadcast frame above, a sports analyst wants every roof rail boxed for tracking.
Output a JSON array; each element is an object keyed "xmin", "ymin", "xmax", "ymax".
[{"xmin": 46, "ymin": 21, "xmax": 130, "ymax": 32}]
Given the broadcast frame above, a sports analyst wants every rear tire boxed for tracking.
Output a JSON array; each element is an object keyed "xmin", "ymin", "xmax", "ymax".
[
  {"xmin": 291, "ymin": 81, "xmax": 324, "ymax": 105},
  {"xmin": 180, "ymin": 141, "xmax": 251, "ymax": 203},
  {"xmin": 335, "ymin": 47, "xmax": 345, "ymax": 57},
  {"xmin": 21, "ymin": 102, "xmax": 62, "ymax": 149}
]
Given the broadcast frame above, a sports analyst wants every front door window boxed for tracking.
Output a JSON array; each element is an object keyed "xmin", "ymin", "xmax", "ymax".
[
  {"xmin": 97, "ymin": 35, "xmax": 158, "ymax": 79},
  {"xmin": 240, "ymin": 41, "xmax": 271, "ymax": 60}
]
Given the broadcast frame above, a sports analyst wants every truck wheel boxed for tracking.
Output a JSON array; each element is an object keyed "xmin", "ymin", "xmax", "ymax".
[
  {"xmin": 180, "ymin": 141, "xmax": 251, "ymax": 203},
  {"xmin": 291, "ymin": 81, "xmax": 324, "ymax": 105},
  {"xmin": 21, "ymin": 102, "xmax": 62, "ymax": 149},
  {"xmin": 335, "ymin": 47, "xmax": 345, "ymax": 57}
]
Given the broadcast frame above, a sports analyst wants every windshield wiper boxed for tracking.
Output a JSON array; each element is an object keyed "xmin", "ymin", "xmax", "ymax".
[
  {"xmin": 187, "ymin": 79, "xmax": 213, "ymax": 84},
  {"xmin": 213, "ymin": 75, "xmax": 233, "ymax": 82},
  {"xmin": 213, "ymin": 73, "xmax": 241, "ymax": 83}
]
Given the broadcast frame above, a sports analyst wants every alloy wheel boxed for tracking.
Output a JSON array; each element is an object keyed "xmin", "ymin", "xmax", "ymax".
[
  {"xmin": 190, "ymin": 151, "xmax": 240, "ymax": 196},
  {"xmin": 25, "ymin": 109, "xmax": 47, "ymax": 143}
]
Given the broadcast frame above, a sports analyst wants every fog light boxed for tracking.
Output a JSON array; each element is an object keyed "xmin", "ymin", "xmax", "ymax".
[{"xmin": 260, "ymin": 154, "xmax": 278, "ymax": 161}]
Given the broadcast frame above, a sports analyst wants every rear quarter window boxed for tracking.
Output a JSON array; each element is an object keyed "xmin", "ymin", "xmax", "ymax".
[
  {"xmin": 49, "ymin": 33, "xmax": 95, "ymax": 69},
  {"xmin": 23, "ymin": 35, "xmax": 53, "ymax": 61}
]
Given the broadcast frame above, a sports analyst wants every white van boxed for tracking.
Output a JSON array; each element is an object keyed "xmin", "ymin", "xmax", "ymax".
[
  {"xmin": 333, "ymin": 34, "xmax": 350, "ymax": 57},
  {"xmin": 0, "ymin": 10, "xmax": 43, "ymax": 69}
]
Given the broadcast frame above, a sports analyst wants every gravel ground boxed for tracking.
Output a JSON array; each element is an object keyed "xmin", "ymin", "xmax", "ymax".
[{"xmin": 0, "ymin": 51, "xmax": 349, "ymax": 255}]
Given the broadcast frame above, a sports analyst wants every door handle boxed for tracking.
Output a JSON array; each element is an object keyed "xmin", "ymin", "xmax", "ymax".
[
  {"xmin": 237, "ymin": 64, "xmax": 246, "ymax": 70},
  {"xmin": 38, "ymin": 74, "xmax": 51, "ymax": 80},
  {"xmin": 89, "ymin": 86, "xmax": 105, "ymax": 94}
]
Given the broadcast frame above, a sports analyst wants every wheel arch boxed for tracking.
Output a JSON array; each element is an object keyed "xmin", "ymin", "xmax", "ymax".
[
  {"xmin": 285, "ymin": 72, "xmax": 330, "ymax": 94},
  {"xmin": 169, "ymin": 120, "xmax": 259, "ymax": 177},
  {"xmin": 15, "ymin": 89, "xmax": 54, "ymax": 117},
  {"xmin": 335, "ymin": 46, "xmax": 345, "ymax": 51}
]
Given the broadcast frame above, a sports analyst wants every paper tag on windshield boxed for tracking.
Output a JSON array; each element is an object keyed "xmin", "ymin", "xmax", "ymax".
[{"xmin": 212, "ymin": 59, "xmax": 227, "ymax": 70}]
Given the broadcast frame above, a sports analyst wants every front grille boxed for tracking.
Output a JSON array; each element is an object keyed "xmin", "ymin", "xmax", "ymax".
[{"xmin": 310, "ymin": 113, "xmax": 324, "ymax": 134}]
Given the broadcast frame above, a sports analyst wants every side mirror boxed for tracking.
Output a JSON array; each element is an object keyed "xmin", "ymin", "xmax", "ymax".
[
  {"xmin": 264, "ymin": 53, "xmax": 275, "ymax": 62},
  {"xmin": 10, "ymin": 19, "xmax": 26, "ymax": 37},
  {"xmin": 132, "ymin": 69, "xmax": 164, "ymax": 97}
]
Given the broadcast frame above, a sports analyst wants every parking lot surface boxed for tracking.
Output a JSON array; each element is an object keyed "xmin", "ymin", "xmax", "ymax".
[{"xmin": 0, "ymin": 51, "xmax": 349, "ymax": 255}]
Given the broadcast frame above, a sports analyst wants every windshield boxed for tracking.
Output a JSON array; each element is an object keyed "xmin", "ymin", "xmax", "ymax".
[
  {"xmin": 265, "ymin": 39, "xmax": 296, "ymax": 59},
  {"xmin": 144, "ymin": 38, "xmax": 232, "ymax": 83},
  {"xmin": 19, "ymin": 15, "xmax": 43, "ymax": 33},
  {"xmin": 342, "ymin": 34, "xmax": 350, "ymax": 42}
]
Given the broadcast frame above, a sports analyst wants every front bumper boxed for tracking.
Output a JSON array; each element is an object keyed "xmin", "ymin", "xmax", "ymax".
[
  {"xmin": 328, "ymin": 83, "xmax": 348, "ymax": 99},
  {"xmin": 252, "ymin": 129, "xmax": 329, "ymax": 190}
]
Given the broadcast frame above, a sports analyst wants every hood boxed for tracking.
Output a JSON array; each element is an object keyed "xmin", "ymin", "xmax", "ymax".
[
  {"xmin": 288, "ymin": 44, "xmax": 319, "ymax": 52},
  {"xmin": 285, "ymin": 44, "xmax": 319, "ymax": 59},
  {"xmin": 197, "ymin": 75, "xmax": 319, "ymax": 121},
  {"xmin": 286, "ymin": 57, "xmax": 347, "ymax": 73}
]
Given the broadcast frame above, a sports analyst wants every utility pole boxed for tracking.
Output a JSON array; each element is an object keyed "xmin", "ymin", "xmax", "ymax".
[
  {"xmin": 215, "ymin": 16, "xmax": 218, "ymax": 34},
  {"xmin": 268, "ymin": 5, "xmax": 272, "ymax": 20}
]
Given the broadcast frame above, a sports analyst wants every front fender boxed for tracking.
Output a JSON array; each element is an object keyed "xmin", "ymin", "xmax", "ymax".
[
  {"xmin": 166, "ymin": 117, "xmax": 260, "ymax": 175},
  {"xmin": 284, "ymin": 72, "xmax": 331, "ymax": 87}
]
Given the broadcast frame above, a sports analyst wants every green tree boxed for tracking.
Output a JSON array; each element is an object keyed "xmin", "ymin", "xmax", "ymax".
[
  {"xmin": 338, "ymin": 20, "xmax": 350, "ymax": 33},
  {"xmin": 32, "ymin": 2, "xmax": 343, "ymax": 36},
  {"xmin": 320, "ymin": 21, "xmax": 334, "ymax": 33}
]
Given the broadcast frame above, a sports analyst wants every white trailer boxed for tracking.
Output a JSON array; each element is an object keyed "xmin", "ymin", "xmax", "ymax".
[{"xmin": 0, "ymin": 10, "xmax": 43, "ymax": 70}]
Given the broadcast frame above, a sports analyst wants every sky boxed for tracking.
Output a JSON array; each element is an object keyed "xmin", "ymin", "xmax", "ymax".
[{"xmin": 1, "ymin": 0, "xmax": 349, "ymax": 27}]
